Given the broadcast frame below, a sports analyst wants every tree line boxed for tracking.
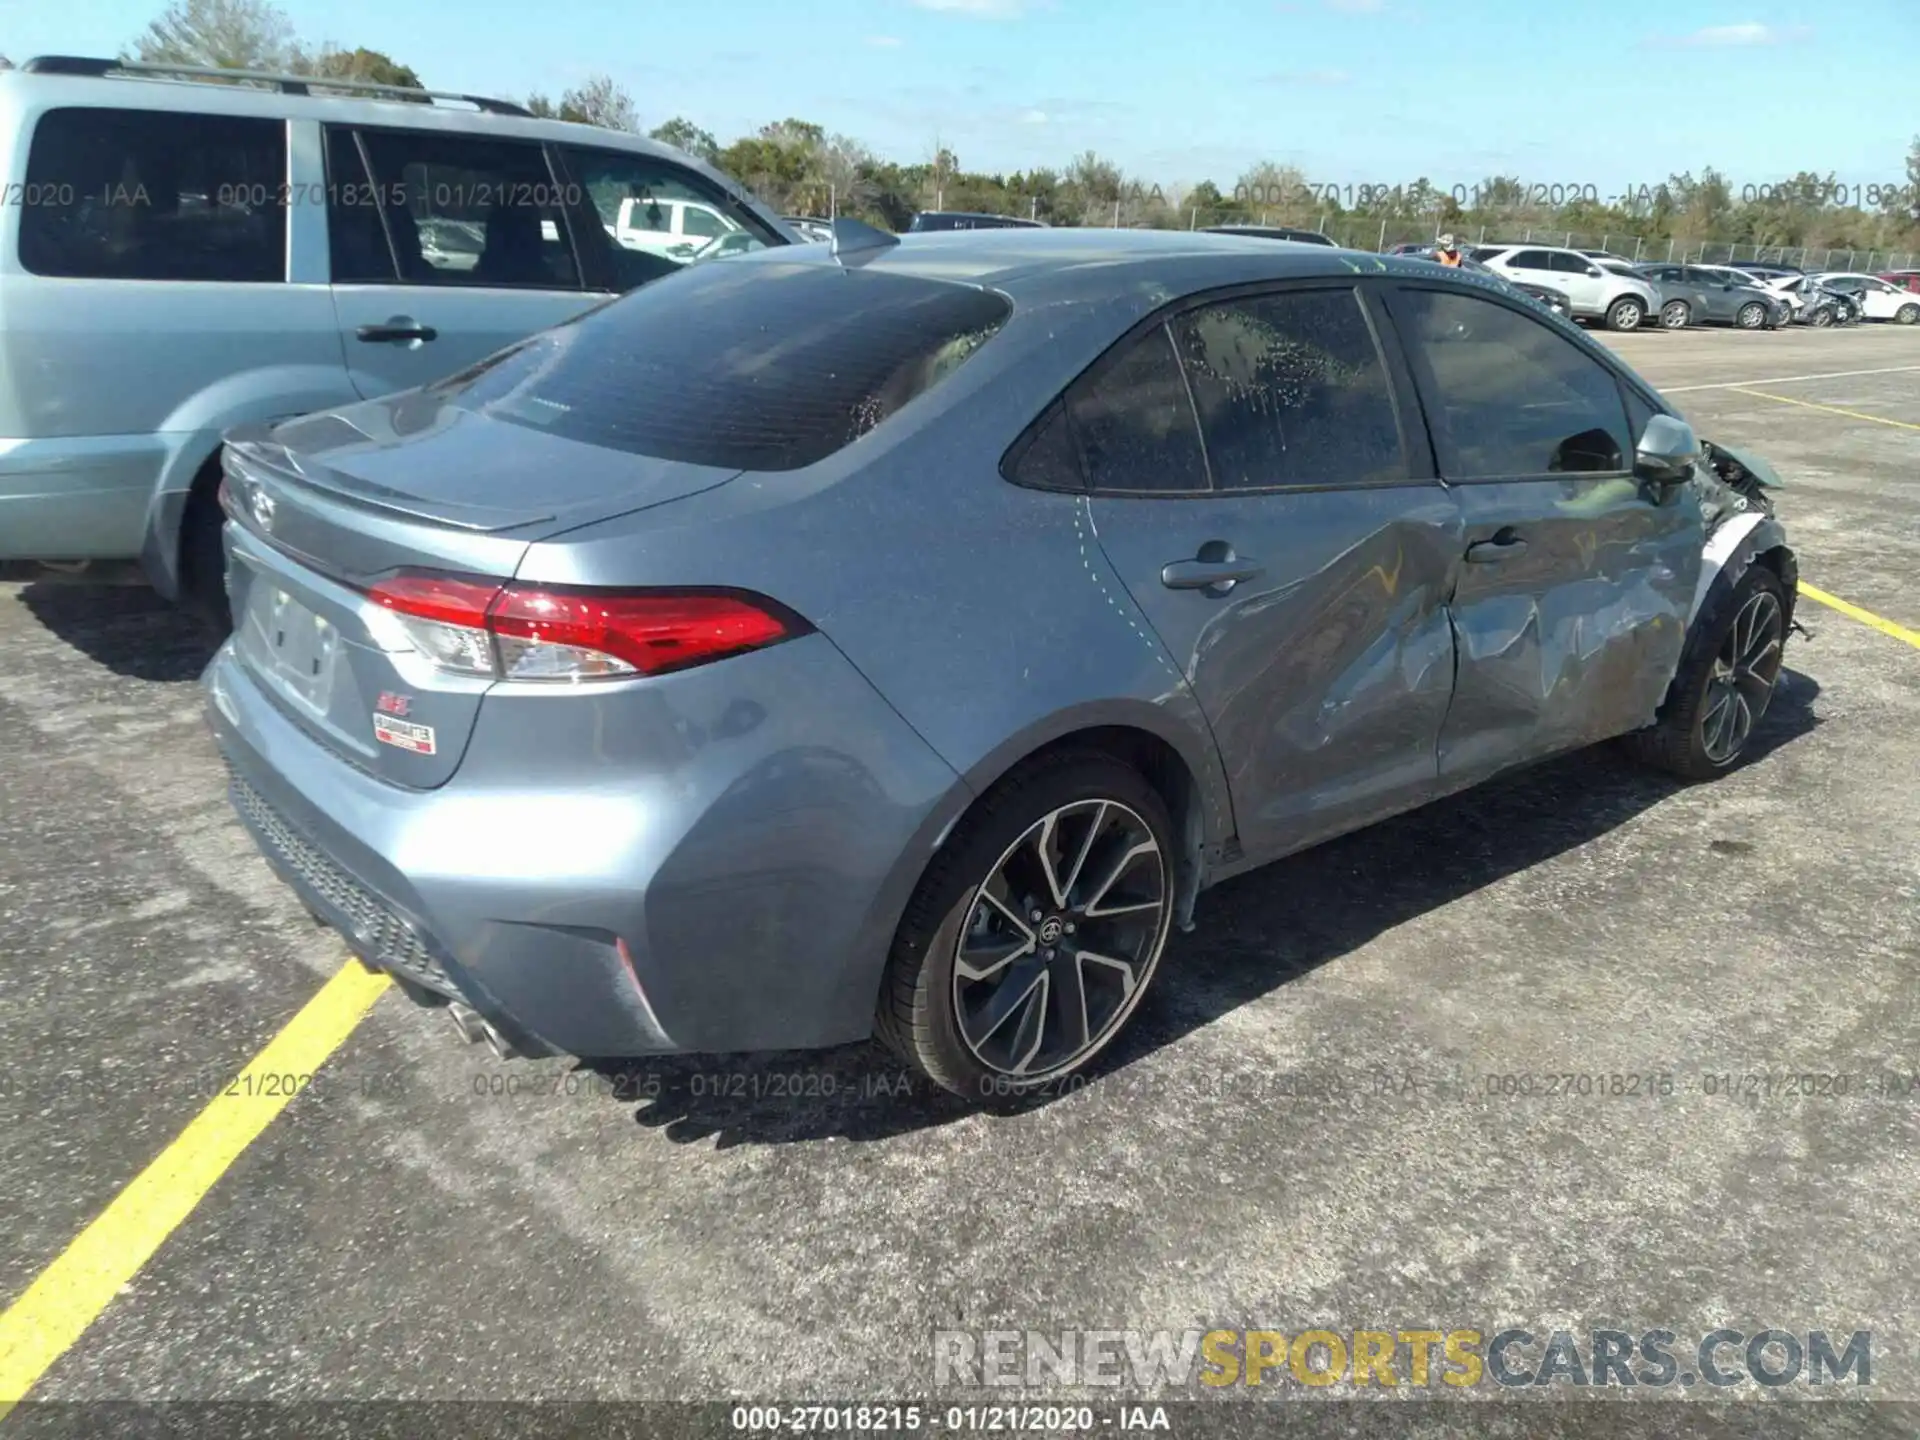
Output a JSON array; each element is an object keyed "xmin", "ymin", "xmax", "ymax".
[{"xmin": 77, "ymin": 0, "xmax": 1920, "ymax": 257}]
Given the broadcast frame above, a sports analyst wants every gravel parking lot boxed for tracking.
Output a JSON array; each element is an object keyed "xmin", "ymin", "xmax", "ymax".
[{"xmin": 1, "ymin": 325, "xmax": 1916, "ymax": 1428}]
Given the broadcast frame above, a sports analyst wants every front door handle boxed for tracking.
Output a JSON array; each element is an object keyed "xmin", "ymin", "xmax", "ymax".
[
  {"xmin": 1465, "ymin": 530, "xmax": 1528, "ymax": 563},
  {"xmin": 356, "ymin": 317, "xmax": 438, "ymax": 344},
  {"xmin": 1161, "ymin": 541, "xmax": 1262, "ymax": 596}
]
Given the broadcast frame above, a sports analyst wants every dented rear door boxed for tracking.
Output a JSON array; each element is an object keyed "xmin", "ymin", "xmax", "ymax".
[{"xmin": 1380, "ymin": 282, "xmax": 1703, "ymax": 789}]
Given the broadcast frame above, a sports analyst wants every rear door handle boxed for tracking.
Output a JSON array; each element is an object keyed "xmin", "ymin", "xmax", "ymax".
[
  {"xmin": 1465, "ymin": 531, "xmax": 1528, "ymax": 563},
  {"xmin": 1161, "ymin": 542, "xmax": 1262, "ymax": 596},
  {"xmin": 356, "ymin": 318, "xmax": 438, "ymax": 344}
]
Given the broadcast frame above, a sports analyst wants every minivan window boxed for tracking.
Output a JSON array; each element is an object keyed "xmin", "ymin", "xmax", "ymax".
[
  {"xmin": 348, "ymin": 128, "xmax": 579, "ymax": 288},
  {"xmin": 19, "ymin": 107, "xmax": 287, "ymax": 283},
  {"xmin": 1168, "ymin": 289, "xmax": 1404, "ymax": 490},
  {"xmin": 444, "ymin": 261, "xmax": 1010, "ymax": 471},
  {"xmin": 1397, "ymin": 288, "xmax": 1632, "ymax": 478},
  {"xmin": 561, "ymin": 146, "xmax": 778, "ymax": 292}
]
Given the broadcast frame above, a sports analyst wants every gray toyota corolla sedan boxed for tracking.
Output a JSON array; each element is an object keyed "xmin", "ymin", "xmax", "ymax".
[{"xmin": 204, "ymin": 225, "xmax": 1797, "ymax": 1100}]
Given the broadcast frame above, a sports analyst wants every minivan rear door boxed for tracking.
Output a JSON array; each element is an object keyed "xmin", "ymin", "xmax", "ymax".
[{"xmin": 322, "ymin": 125, "xmax": 606, "ymax": 399}]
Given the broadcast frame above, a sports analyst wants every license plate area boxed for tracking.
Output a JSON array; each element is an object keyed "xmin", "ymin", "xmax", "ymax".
[{"xmin": 245, "ymin": 583, "xmax": 341, "ymax": 715}]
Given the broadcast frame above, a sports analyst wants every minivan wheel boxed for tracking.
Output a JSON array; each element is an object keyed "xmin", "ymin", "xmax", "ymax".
[
  {"xmin": 178, "ymin": 481, "xmax": 233, "ymax": 638},
  {"xmin": 876, "ymin": 752, "xmax": 1174, "ymax": 1100},
  {"xmin": 1607, "ymin": 296, "xmax": 1646, "ymax": 331},
  {"xmin": 1623, "ymin": 567, "xmax": 1788, "ymax": 782},
  {"xmin": 1736, "ymin": 301, "xmax": 1767, "ymax": 329},
  {"xmin": 1660, "ymin": 299, "xmax": 1690, "ymax": 329}
]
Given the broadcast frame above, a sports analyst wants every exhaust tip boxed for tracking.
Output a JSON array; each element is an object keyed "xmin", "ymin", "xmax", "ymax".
[
  {"xmin": 449, "ymin": 1001, "xmax": 521, "ymax": 1061},
  {"xmin": 447, "ymin": 1002, "xmax": 488, "ymax": 1047}
]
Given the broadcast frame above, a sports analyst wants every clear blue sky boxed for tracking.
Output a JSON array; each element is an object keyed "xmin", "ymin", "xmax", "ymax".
[{"xmin": 5, "ymin": 0, "xmax": 1915, "ymax": 191}]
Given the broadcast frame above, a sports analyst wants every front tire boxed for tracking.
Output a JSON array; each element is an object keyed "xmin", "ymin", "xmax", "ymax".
[
  {"xmin": 876, "ymin": 752, "xmax": 1175, "ymax": 1100},
  {"xmin": 1736, "ymin": 301, "xmax": 1767, "ymax": 329},
  {"xmin": 1623, "ymin": 567, "xmax": 1788, "ymax": 782},
  {"xmin": 1896, "ymin": 303, "xmax": 1920, "ymax": 325},
  {"xmin": 1606, "ymin": 296, "xmax": 1646, "ymax": 331},
  {"xmin": 1660, "ymin": 299, "xmax": 1690, "ymax": 329}
]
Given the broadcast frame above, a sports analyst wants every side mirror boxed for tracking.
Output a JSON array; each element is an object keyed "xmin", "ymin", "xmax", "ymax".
[{"xmin": 1635, "ymin": 414, "xmax": 1698, "ymax": 486}]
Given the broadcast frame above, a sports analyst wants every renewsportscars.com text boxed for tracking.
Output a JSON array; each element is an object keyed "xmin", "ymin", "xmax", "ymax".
[{"xmin": 933, "ymin": 1327, "xmax": 1872, "ymax": 1391}]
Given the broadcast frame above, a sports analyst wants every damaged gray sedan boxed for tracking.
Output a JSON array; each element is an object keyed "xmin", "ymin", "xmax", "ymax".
[{"xmin": 206, "ymin": 230, "xmax": 1796, "ymax": 1100}]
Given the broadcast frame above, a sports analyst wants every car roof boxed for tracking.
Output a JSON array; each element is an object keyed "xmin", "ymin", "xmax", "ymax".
[{"xmin": 744, "ymin": 226, "xmax": 1576, "ymax": 306}]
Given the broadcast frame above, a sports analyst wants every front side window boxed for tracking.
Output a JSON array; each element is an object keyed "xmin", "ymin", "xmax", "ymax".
[
  {"xmin": 347, "ymin": 128, "xmax": 578, "ymax": 289},
  {"xmin": 1167, "ymin": 289, "xmax": 1404, "ymax": 490},
  {"xmin": 1397, "ymin": 288, "xmax": 1632, "ymax": 479},
  {"xmin": 563, "ymin": 146, "xmax": 777, "ymax": 291},
  {"xmin": 20, "ymin": 107, "xmax": 286, "ymax": 282}
]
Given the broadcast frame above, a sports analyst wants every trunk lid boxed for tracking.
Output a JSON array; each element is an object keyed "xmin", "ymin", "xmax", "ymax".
[{"xmin": 221, "ymin": 390, "xmax": 745, "ymax": 789}]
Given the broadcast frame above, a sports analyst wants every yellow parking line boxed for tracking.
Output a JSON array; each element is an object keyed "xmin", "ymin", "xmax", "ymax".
[
  {"xmin": 0, "ymin": 961, "xmax": 389, "ymax": 1417},
  {"xmin": 1800, "ymin": 584, "xmax": 1920, "ymax": 650},
  {"xmin": 1729, "ymin": 388, "xmax": 1920, "ymax": 432}
]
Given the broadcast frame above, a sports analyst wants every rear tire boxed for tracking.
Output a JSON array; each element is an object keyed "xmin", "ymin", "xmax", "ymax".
[
  {"xmin": 1622, "ymin": 567, "xmax": 1788, "ymax": 783},
  {"xmin": 875, "ymin": 752, "xmax": 1175, "ymax": 1101},
  {"xmin": 1606, "ymin": 296, "xmax": 1646, "ymax": 331}
]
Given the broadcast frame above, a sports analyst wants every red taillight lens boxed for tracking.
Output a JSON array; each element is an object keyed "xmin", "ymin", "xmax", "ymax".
[
  {"xmin": 489, "ymin": 588, "xmax": 798, "ymax": 678},
  {"xmin": 363, "ymin": 573, "xmax": 805, "ymax": 683}
]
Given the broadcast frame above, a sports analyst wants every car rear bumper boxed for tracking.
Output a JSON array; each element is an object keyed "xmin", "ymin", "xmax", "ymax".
[{"xmin": 204, "ymin": 632, "xmax": 965, "ymax": 1059}]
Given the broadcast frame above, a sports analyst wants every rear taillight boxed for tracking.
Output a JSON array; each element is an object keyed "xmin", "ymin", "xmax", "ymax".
[{"xmin": 364, "ymin": 573, "xmax": 806, "ymax": 683}]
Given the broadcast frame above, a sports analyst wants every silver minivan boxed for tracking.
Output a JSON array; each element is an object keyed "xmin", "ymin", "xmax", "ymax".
[{"xmin": 0, "ymin": 56, "xmax": 792, "ymax": 619}]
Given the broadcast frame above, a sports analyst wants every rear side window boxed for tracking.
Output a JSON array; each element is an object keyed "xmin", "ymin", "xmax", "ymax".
[
  {"xmin": 1066, "ymin": 325, "xmax": 1210, "ymax": 494},
  {"xmin": 445, "ymin": 261, "xmax": 1010, "ymax": 471},
  {"xmin": 347, "ymin": 128, "xmax": 578, "ymax": 289},
  {"xmin": 19, "ymin": 107, "xmax": 286, "ymax": 282},
  {"xmin": 1168, "ymin": 289, "xmax": 1404, "ymax": 490},
  {"xmin": 1396, "ymin": 288, "xmax": 1632, "ymax": 478},
  {"xmin": 1507, "ymin": 250, "xmax": 1555, "ymax": 271}
]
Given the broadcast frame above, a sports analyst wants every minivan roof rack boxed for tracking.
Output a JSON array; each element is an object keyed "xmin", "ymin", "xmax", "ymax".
[{"xmin": 17, "ymin": 55, "xmax": 534, "ymax": 116}]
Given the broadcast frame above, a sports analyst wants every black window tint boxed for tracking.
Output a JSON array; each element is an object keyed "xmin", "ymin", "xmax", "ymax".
[
  {"xmin": 1006, "ymin": 403, "xmax": 1085, "ymax": 491},
  {"xmin": 1168, "ymin": 289, "xmax": 1403, "ymax": 490},
  {"xmin": 1623, "ymin": 386, "xmax": 1659, "ymax": 444},
  {"xmin": 323, "ymin": 127, "xmax": 393, "ymax": 283},
  {"xmin": 1507, "ymin": 250, "xmax": 1554, "ymax": 271},
  {"xmin": 1546, "ymin": 251, "xmax": 1591, "ymax": 274},
  {"xmin": 353, "ymin": 129, "xmax": 577, "ymax": 289},
  {"xmin": 1400, "ymin": 288, "xmax": 1631, "ymax": 478},
  {"xmin": 1067, "ymin": 324, "xmax": 1209, "ymax": 494},
  {"xmin": 445, "ymin": 261, "xmax": 1009, "ymax": 471},
  {"xmin": 20, "ymin": 107, "xmax": 285, "ymax": 282}
]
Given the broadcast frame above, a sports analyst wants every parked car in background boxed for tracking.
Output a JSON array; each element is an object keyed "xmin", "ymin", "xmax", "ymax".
[
  {"xmin": 205, "ymin": 228, "xmax": 1796, "ymax": 1100},
  {"xmin": 1399, "ymin": 245, "xmax": 1573, "ymax": 320},
  {"xmin": 908, "ymin": 210, "xmax": 1043, "ymax": 231},
  {"xmin": 1632, "ymin": 262, "xmax": 1789, "ymax": 330},
  {"xmin": 1762, "ymin": 274, "xmax": 1859, "ymax": 327},
  {"xmin": 1474, "ymin": 244, "xmax": 1659, "ymax": 329},
  {"xmin": 1878, "ymin": 270, "xmax": 1920, "ymax": 294},
  {"xmin": 782, "ymin": 215, "xmax": 835, "ymax": 243},
  {"xmin": 1728, "ymin": 260, "xmax": 1805, "ymax": 282},
  {"xmin": 0, "ymin": 55, "xmax": 793, "ymax": 623},
  {"xmin": 1203, "ymin": 224, "xmax": 1339, "ymax": 246},
  {"xmin": 614, "ymin": 195, "xmax": 751, "ymax": 258},
  {"xmin": 1577, "ymin": 248, "xmax": 1635, "ymax": 265},
  {"xmin": 1808, "ymin": 271, "xmax": 1920, "ymax": 324}
]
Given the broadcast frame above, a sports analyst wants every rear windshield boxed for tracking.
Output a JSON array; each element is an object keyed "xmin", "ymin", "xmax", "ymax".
[{"xmin": 443, "ymin": 260, "xmax": 1011, "ymax": 471}]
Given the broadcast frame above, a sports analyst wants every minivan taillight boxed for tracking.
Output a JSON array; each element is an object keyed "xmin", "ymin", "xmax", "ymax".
[{"xmin": 363, "ymin": 573, "xmax": 807, "ymax": 682}]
